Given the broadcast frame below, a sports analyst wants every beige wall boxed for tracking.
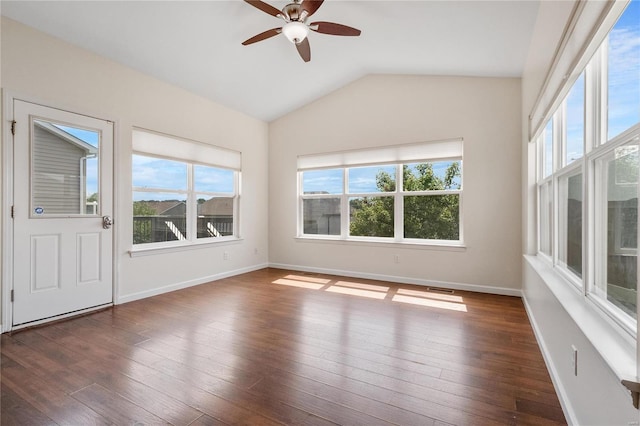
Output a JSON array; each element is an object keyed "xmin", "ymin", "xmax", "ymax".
[
  {"xmin": 1, "ymin": 17, "xmax": 269, "ymax": 320},
  {"xmin": 269, "ymin": 74, "xmax": 522, "ymax": 293}
]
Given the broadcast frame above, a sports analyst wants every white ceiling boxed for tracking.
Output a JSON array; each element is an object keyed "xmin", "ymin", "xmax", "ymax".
[{"xmin": 1, "ymin": 1, "xmax": 540, "ymax": 122}]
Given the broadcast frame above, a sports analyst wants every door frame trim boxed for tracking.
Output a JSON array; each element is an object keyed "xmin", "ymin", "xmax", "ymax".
[{"xmin": 1, "ymin": 91, "xmax": 119, "ymax": 332}]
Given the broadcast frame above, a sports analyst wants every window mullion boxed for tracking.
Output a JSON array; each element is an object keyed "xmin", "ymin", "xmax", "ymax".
[
  {"xmin": 395, "ymin": 164, "xmax": 403, "ymax": 242},
  {"xmin": 234, "ymin": 171, "xmax": 240, "ymax": 238},
  {"xmin": 341, "ymin": 168, "xmax": 349, "ymax": 239},
  {"xmin": 187, "ymin": 163, "xmax": 195, "ymax": 242}
]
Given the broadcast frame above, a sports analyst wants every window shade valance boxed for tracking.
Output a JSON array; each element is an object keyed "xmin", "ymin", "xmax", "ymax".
[
  {"xmin": 297, "ymin": 138, "xmax": 463, "ymax": 170},
  {"xmin": 132, "ymin": 128, "xmax": 242, "ymax": 170}
]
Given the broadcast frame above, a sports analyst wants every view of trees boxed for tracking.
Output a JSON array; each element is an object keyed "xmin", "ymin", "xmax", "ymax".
[{"xmin": 350, "ymin": 162, "xmax": 461, "ymax": 240}]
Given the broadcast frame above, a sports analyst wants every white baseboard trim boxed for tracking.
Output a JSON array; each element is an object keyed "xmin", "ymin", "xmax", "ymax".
[
  {"xmin": 117, "ymin": 263, "xmax": 269, "ymax": 305},
  {"xmin": 522, "ymin": 295, "xmax": 577, "ymax": 426},
  {"xmin": 268, "ymin": 263, "xmax": 522, "ymax": 297}
]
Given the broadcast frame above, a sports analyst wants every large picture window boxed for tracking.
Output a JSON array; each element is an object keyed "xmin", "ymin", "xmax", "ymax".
[
  {"xmin": 298, "ymin": 139, "xmax": 463, "ymax": 245},
  {"xmin": 535, "ymin": 1, "xmax": 639, "ymax": 332},
  {"xmin": 131, "ymin": 129, "xmax": 240, "ymax": 248}
]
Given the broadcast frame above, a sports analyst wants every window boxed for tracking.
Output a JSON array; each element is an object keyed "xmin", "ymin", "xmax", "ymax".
[
  {"xmin": 538, "ymin": 180, "xmax": 552, "ymax": 257},
  {"xmin": 557, "ymin": 169, "xmax": 582, "ymax": 279},
  {"xmin": 593, "ymin": 143, "xmax": 638, "ymax": 323},
  {"xmin": 131, "ymin": 129, "xmax": 240, "ymax": 248},
  {"xmin": 535, "ymin": 1, "xmax": 640, "ymax": 332},
  {"xmin": 298, "ymin": 139, "xmax": 463, "ymax": 244},
  {"xmin": 565, "ymin": 72, "xmax": 585, "ymax": 165},
  {"xmin": 606, "ymin": 0, "xmax": 640, "ymax": 141}
]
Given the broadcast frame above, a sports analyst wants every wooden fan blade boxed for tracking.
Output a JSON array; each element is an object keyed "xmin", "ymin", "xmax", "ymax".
[
  {"xmin": 242, "ymin": 28, "xmax": 282, "ymax": 46},
  {"xmin": 310, "ymin": 21, "xmax": 361, "ymax": 36},
  {"xmin": 296, "ymin": 38, "xmax": 311, "ymax": 62},
  {"xmin": 300, "ymin": 0, "xmax": 324, "ymax": 17},
  {"xmin": 244, "ymin": 0, "xmax": 282, "ymax": 18}
]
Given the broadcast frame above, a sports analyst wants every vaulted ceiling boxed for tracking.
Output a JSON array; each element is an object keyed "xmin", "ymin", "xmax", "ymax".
[{"xmin": 2, "ymin": 1, "xmax": 540, "ymax": 121}]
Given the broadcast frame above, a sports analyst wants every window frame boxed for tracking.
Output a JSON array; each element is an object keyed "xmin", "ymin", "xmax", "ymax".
[
  {"xmin": 298, "ymin": 157, "xmax": 464, "ymax": 246},
  {"xmin": 131, "ymin": 151, "xmax": 239, "ymax": 246},
  {"xmin": 534, "ymin": 4, "xmax": 640, "ymax": 336},
  {"xmin": 129, "ymin": 128, "xmax": 242, "ymax": 251}
]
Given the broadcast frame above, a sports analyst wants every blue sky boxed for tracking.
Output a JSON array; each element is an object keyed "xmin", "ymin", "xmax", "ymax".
[
  {"xmin": 608, "ymin": 0, "xmax": 640, "ymax": 140},
  {"xmin": 565, "ymin": 72, "xmax": 585, "ymax": 164},
  {"xmin": 131, "ymin": 155, "xmax": 234, "ymax": 201}
]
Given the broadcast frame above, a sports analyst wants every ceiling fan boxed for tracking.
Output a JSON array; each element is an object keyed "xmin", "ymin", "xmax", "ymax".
[{"xmin": 241, "ymin": 0, "xmax": 361, "ymax": 62}]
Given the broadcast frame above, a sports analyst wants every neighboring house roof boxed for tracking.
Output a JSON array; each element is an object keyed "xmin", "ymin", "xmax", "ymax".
[
  {"xmin": 35, "ymin": 120, "xmax": 98, "ymax": 155},
  {"xmin": 137, "ymin": 199, "xmax": 233, "ymax": 216},
  {"xmin": 140, "ymin": 200, "xmax": 184, "ymax": 216},
  {"xmin": 198, "ymin": 198, "xmax": 233, "ymax": 216}
]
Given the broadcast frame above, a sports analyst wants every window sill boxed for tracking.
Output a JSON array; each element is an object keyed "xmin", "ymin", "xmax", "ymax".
[
  {"xmin": 524, "ymin": 254, "xmax": 636, "ymax": 382},
  {"xmin": 129, "ymin": 237, "xmax": 243, "ymax": 257},
  {"xmin": 295, "ymin": 236, "xmax": 466, "ymax": 251}
]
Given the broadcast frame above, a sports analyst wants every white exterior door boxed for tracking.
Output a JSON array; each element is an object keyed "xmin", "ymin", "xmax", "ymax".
[{"xmin": 12, "ymin": 100, "xmax": 114, "ymax": 326}]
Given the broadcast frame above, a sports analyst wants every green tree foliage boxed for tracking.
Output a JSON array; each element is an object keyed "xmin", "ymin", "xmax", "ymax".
[
  {"xmin": 133, "ymin": 201, "xmax": 156, "ymax": 216},
  {"xmin": 349, "ymin": 162, "xmax": 461, "ymax": 240},
  {"xmin": 132, "ymin": 201, "xmax": 157, "ymax": 244}
]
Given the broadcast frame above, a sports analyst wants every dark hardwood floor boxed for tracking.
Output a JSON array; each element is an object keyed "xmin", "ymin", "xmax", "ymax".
[{"xmin": 1, "ymin": 268, "xmax": 566, "ymax": 425}]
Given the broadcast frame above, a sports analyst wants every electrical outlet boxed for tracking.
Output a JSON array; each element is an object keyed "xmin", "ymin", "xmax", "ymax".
[
  {"xmin": 223, "ymin": 251, "xmax": 229, "ymax": 260},
  {"xmin": 571, "ymin": 345, "xmax": 578, "ymax": 376},
  {"xmin": 394, "ymin": 254, "xmax": 400, "ymax": 264}
]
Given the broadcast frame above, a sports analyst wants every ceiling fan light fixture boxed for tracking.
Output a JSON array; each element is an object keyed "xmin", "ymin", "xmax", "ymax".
[{"xmin": 282, "ymin": 21, "xmax": 309, "ymax": 44}]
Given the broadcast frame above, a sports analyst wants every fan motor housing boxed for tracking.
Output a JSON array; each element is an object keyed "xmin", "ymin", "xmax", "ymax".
[{"xmin": 283, "ymin": 3, "xmax": 303, "ymax": 21}]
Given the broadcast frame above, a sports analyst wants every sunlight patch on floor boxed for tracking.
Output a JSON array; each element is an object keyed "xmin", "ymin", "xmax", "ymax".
[
  {"xmin": 273, "ymin": 278, "xmax": 325, "ymax": 290},
  {"xmin": 392, "ymin": 294, "xmax": 467, "ymax": 312},
  {"xmin": 284, "ymin": 274, "xmax": 331, "ymax": 284},
  {"xmin": 334, "ymin": 281, "xmax": 390, "ymax": 292},
  {"xmin": 271, "ymin": 276, "xmax": 468, "ymax": 312},
  {"xmin": 397, "ymin": 288, "xmax": 464, "ymax": 303},
  {"xmin": 326, "ymin": 285, "xmax": 387, "ymax": 299}
]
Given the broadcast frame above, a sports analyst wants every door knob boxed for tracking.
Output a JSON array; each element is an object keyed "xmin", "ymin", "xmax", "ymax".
[{"xmin": 102, "ymin": 216, "xmax": 113, "ymax": 229}]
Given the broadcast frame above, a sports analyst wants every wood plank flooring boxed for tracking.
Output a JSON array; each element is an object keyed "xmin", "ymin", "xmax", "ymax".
[{"xmin": 1, "ymin": 267, "xmax": 566, "ymax": 425}]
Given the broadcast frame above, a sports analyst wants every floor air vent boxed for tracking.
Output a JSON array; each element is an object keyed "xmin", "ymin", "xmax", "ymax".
[{"xmin": 426, "ymin": 287, "xmax": 455, "ymax": 294}]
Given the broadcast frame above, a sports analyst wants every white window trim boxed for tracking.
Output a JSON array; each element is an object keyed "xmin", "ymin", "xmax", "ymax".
[
  {"xmin": 296, "ymin": 138, "xmax": 465, "ymax": 248},
  {"xmin": 589, "ymin": 129, "xmax": 640, "ymax": 335},
  {"xmin": 131, "ymin": 129, "xmax": 242, "ymax": 252},
  {"xmin": 298, "ymin": 157, "xmax": 464, "ymax": 246},
  {"xmin": 554, "ymin": 162, "xmax": 584, "ymax": 289},
  {"xmin": 534, "ymin": 0, "xmax": 640, "ymax": 343}
]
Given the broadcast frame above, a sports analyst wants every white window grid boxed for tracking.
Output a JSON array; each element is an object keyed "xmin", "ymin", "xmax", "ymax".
[
  {"xmin": 298, "ymin": 159, "xmax": 464, "ymax": 245},
  {"xmin": 132, "ymin": 152, "xmax": 240, "ymax": 247},
  {"xmin": 535, "ymin": 34, "xmax": 640, "ymax": 335}
]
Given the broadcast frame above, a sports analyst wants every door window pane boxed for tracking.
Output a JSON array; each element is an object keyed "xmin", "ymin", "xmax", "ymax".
[
  {"xmin": 303, "ymin": 198, "xmax": 341, "ymax": 235},
  {"xmin": 607, "ymin": 0, "xmax": 640, "ymax": 141},
  {"xmin": 350, "ymin": 196, "xmax": 394, "ymax": 237},
  {"xmin": 302, "ymin": 169, "xmax": 343, "ymax": 194},
  {"xmin": 133, "ymin": 192, "xmax": 187, "ymax": 244},
  {"xmin": 566, "ymin": 73, "xmax": 585, "ymax": 165},
  {"xmin": 558, "ymin": 171, "xmax": 583, "ymax": 278},
  {"xmin": 594, "ymin": 144, "xmax": 638, "ymax": 320},
  {"xmin": 348, "ymin": 165, "xmax": 396, "ymax": 193},
  {"xmin": 197, "ymin": 196, "xmax": 234, "ymax": 238},
  {"xmin": 31, "ymin": 119, "xmax": 99, "ymax": 216},
  {"xmin": 404, "ymin": 195, "xmax": 459, "ymax": 240}
]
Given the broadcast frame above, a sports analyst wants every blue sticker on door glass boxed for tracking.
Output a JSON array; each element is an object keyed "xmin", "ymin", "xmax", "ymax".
[{"xmin": 34, "ymin": 207, "xmax": 44, "ymax": 215}]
